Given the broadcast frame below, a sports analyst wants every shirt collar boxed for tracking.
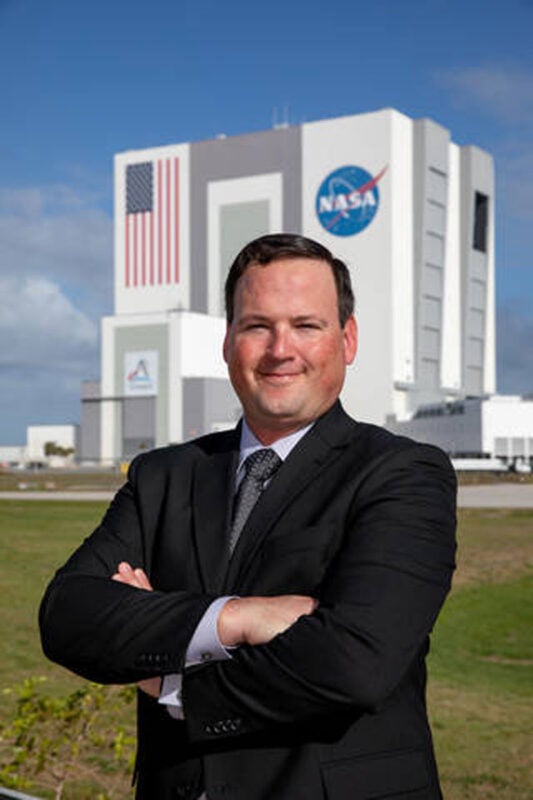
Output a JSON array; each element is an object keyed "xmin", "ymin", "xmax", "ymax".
[{"xmin": 238, "ymin": 418, "xmax": 314, "ymax": 471}]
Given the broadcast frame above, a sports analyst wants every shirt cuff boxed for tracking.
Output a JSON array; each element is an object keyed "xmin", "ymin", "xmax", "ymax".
[
  {"xmin": 184, "ymin": 595, "xmax": 238, "ymax": 666},
  {"xmin": 158, "ymin": 596, "xmax": 237, "ymax": 718},
  {"xmin": 159, "ymin": 673, "xmax": 183, "ymax": 713}
]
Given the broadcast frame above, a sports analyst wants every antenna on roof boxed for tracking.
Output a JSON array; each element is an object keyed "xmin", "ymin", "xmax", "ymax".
[{"xmin": 273, "ymin": 104, "xmax": 290, "ymax": 130}]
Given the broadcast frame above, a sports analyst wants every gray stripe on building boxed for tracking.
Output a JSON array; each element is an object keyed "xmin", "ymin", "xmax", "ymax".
[{"xmin": 189, "ymin": 125, "xmax": 302, "ymax": 312}]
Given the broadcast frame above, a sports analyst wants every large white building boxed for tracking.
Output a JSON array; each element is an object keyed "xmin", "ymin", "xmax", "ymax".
[{"xmin": 81, "ymin": 107, "xmax": 495, "ymax": 464}]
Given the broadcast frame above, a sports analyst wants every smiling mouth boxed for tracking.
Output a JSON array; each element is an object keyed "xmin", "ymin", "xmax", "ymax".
[{"xmin": 258, "ymin": 372, "xmax": 301, "ymax": 382}]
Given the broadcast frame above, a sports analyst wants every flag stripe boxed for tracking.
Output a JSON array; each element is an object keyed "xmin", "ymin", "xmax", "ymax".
[
  {"xmin": 175, "ymin": 157, "xmax": 180, "ymax": 284},
  {"xmin": 150, "ymin": 205, "xmax": 154, "ymax": 286},
  {"xmin": 133, "ymin": 214, "xmax": 138, "ymax": 287},
  {"xmin": 141, "ymin": 212, "xmax": 145, "ymax": 287},
  {"xmin": 166, "ymin": 159, "xmax": 171, "ymax": 285},
  {"xmin": 125, "ymin": 214, "xmax": 130, "ymax": 287},
  {"xmin": 124, "ymin": 157, "xmax": 180, "ymax": 288},
  {"xmin": 158, "ymin": 160, "xmax": 163, "ymax": 285}
]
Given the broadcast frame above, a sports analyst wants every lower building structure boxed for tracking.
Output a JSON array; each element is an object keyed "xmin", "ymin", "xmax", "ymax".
[{"xmin": 387, "ymin": 394, "xmax": 533, "ymax": 469}]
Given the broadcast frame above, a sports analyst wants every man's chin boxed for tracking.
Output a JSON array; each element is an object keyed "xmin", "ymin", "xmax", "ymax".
[{"xmin": 250, "ymin": 401, "xmax": 309, "ymax": 429}]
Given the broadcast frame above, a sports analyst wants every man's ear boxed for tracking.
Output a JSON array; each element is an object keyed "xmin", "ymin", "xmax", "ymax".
[
  {"xmin": 343, "ymin": 315, "xmax": 358, "ymax": 365},
  {"xmin": 222, "ymin": 324, "xmax": 231, "ymax": 364}
]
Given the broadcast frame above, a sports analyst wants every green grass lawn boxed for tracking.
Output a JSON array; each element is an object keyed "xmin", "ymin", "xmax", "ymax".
[
  {"xmin": 0, "ymin": 500, "xmax": 108, "ymax": 689},
  {"xmin": 428, "ymin": 509, "xmax": 533, "ymax": 799},
  {"xmin": 0, "ymin": 501, "xmax": 532, "ymax": 798}
]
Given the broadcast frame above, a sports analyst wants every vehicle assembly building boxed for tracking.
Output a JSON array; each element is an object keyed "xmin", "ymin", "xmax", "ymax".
[{"xmin": 80, "ymin": 107, "xmax": 495, "ymax": 464}]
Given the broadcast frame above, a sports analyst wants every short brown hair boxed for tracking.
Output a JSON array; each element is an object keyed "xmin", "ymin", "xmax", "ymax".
[{"xmin": 224, "ymin": 233, "xmax": 355, "ymax": 326}]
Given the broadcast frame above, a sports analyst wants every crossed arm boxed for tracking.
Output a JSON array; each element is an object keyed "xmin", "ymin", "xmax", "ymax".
[
  {"xmin": 40, "ymin": 442, "xmax": 456, "ymax": 735},
  {"xmin": 111, "ymin": 561, "xmax": 317, "ymax": 696}
]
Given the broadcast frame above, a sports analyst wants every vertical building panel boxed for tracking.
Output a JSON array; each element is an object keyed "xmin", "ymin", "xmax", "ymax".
[
  {"xmin": 459, "ymin": 146, "xmax": 495, "ymax": 396},
  {"xmin": 390, "ymin": 111, "xmax": 415, "ymax": 393},
  {"xmin": 412, "ymin": 118, "xmax": 450, "ymax": 407},
  {"xmin": 190, "ymin": 127, "xmax": 302, "ymax": 313},
  {"xmin": 302, "ymin": 109, "xmax": 394, "ymax": 426},
  {"xmin": 206, "ymin": 173, "xmax": 282, "ymax": 316}
]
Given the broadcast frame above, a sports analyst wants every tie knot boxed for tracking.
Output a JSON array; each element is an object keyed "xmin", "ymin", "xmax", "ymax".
[{"xmin": 244, "ymin": 448, "xmax": 282, "ymax": 483}]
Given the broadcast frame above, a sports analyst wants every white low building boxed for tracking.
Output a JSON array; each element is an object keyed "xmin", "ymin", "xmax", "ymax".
[
  {"xmin": 0, "ymin": 445, "xmax": 27, "ymax": 468},
  {"xmin": 387, "ymin": 395, "xmax": 533, "ymax": 468},
  {"xmin": 26, "ymin": 424, "xmax": 79, "ymax": 467}
]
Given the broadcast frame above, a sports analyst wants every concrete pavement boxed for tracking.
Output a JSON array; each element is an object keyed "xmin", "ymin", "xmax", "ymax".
[
  {"xmin": 1, "ymin": 484, "xmax": 533, "ymax": 507},
  {"xmin": 0, "ymin": 491, "xmax": 114, "ymax": 501},
  {"xmin": 457, "ymin": 483, "xmax": 533, "ymax": 509}
]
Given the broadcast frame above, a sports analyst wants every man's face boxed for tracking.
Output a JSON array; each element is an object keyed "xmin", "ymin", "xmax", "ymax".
[{"xmin": 223, "ymin": 257, "xmax": 357, "ymax": 444}]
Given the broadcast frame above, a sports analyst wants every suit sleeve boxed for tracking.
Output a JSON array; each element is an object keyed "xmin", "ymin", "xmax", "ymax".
[
  {"xmin": 181, "ymin": 443, "xmax": 457, "ymax": 741},
  {"xmin": 39, "ymin": 456, "xmax": 214, "ymax": 684}
]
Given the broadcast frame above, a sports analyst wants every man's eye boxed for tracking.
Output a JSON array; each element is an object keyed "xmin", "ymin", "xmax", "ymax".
[{"xmin": 297, "ymin": 323, "xmax": 320, "ymax": 330}]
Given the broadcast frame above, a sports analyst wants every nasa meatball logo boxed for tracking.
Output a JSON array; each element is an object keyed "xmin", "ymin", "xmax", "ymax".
[{"xmin": 315, "ymin": 165, "xmax": 387, "ymax": 237}]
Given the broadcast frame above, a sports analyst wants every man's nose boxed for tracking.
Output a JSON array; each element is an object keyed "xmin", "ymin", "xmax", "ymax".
[{"xmin": 268, "ymin": 327, "xmax": 293, "ymax": 359}]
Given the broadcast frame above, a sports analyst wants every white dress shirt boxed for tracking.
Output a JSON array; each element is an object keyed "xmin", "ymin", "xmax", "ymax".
[{"xmin": 159, "ymin": 419, "xmax": 313, "ymax": 716}]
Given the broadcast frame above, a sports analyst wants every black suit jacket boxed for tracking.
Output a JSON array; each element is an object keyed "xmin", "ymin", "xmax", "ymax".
[{"xmin": 40, "ymin": 402, "xmax": 457, "ymax": 800}]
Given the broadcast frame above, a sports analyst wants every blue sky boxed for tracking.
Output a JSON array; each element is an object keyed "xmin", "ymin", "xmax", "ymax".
[{"xmin": 0, "ymin": 0, "xmax": 531, "ymax": 444}]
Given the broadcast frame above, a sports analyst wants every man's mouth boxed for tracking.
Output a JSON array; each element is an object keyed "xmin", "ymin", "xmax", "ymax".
[{"xmin": 258, "ymin": 371, "xmax": 301, "ymax": 383}]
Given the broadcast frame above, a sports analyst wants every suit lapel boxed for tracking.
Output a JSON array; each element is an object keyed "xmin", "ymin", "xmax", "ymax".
[
  {"xmin": 224, "ymin": 402, "xmax": 357, "ymax": 590},
  {"xmin": 192, "ymin": 431, "xmax": 239, "ymax": 594}
]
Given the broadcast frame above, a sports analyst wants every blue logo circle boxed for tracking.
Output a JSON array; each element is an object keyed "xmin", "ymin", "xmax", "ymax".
[{"xmin": 315, "ymin": 165, "xmax": 384, "ymax": 237}]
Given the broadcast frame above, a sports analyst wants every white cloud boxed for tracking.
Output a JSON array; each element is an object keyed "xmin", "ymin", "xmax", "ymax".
[
  {"xmin": 436, "ymin": 64, "xmax": 533, "ymax": 227},
  {"xmin": 437, "ymin": 65, "xmax": 533, "ymax": 127},
  {"xmin": 0, "ymin": 181, "xmax": 111, "ymax": 443},
  {"xmin": 497, "ymin": 306, "xmax": 533, "ymax": 394},
  {"xmin": 0, "ymin": 275, "xmax": 98, "ymax": 368},
  {"xmin": 0, "ymin": 184, "xmax": 113, "ymax": 312},
  {"xmin": 498, "ymin": 148, "xmax": 533, "ymax": 220},
  {"xmin": 0, "ymin": 274, "xmax": 101, "ymax": 443}
]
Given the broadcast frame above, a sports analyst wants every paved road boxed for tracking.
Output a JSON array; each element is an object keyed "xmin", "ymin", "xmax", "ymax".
[
  {"xmin": 1, "ymin": 485, "xmax": 533, "ymax": 507},
  {"xmin": 457, "ymin": 483, "xmax": 533, "ymax": 508},
  {"xmin": 0, "ymin": 491, "xmax": 114, "ymax": 501}
]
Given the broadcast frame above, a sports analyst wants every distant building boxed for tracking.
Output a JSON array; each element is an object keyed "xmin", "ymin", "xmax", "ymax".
[
  {"xmin": 0, "ymin": 425, "xmax": 79, "ymax": 469},
  {"xmin": 388, "ymin": 395, "xmax": 533, "ymax": 469},
  {"xmin": 0, "ymin": 445, "xmax": 27, "ymax": 469},
  {"xmin": 80, "ymin": 107, "xmax": 495, "ymax": 464},
  {"xmin": 26, "ymin": 424, "xmax": 79, "ymax": 467}
]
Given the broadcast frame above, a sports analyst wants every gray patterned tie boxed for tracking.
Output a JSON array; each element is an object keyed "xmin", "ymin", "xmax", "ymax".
[{"xmin": 229, "ymin": 448, "xmax": 282, "ymax": 554}]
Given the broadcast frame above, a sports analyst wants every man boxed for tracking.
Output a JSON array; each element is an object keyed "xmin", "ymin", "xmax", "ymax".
[{"xmin": 40, "ymin": 233, "xmax": 456, "ymax": 800}]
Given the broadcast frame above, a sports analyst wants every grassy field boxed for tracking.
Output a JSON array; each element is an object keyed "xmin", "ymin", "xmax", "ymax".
[
  {"xmin": 0, "ymin": 501, "xmax": 531, "ymax": 798},
  {"xmin": 427, "ymin": 508, "xmax": 532, "ymax": 799}
]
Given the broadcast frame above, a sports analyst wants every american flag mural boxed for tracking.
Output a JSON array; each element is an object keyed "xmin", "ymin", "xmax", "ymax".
[{"xmin": 125, "ymin": 158, "xmax": 180, "ymax": 287}]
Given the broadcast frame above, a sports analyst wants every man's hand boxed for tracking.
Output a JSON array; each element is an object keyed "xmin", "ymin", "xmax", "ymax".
[
  {"xmin": 110, "ymin": 563, "xmax": 317, "ymax": 692},
  {"xmin": 218, "ymin": 595, "xmax": 318, "ymax": 647},
  {"xmin": 137, "ymin": 676, "xmax": 162, "ymax": 698},
  {"xmin": 111, "ymin": 562, "xmax": 158, "ymax": 697},
  {"xmin": 111, "ymin": 561, "xmax": 153, "ymax": 590}
]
